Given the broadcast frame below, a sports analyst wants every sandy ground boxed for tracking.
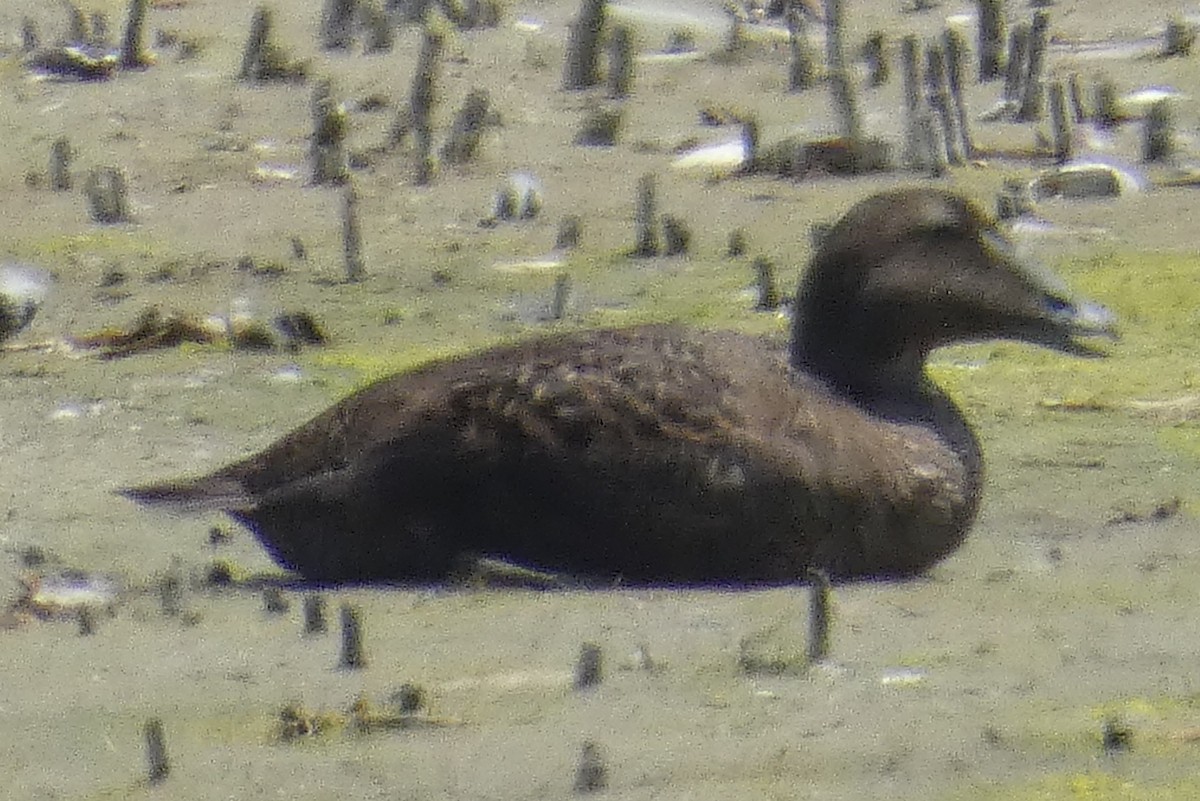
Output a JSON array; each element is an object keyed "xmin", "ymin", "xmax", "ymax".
[{"xmin": 3, "ymin": 0, "xmax": 1200, "ymax": 798}]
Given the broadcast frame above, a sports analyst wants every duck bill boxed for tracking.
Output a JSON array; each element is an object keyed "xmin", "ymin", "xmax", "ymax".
[
  {"xmin": 985, "ymin": 232, "xmax": 1118, "ymax": 357},
  {"xmin": 1028, "ymin": 297, "xmax": 1118, "ymax": 357}
]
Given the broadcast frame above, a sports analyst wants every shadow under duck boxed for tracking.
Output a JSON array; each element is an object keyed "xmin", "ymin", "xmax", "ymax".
[{"xmin": 122, "ymin": 188, "xmax": 1115, "ymax": 585}]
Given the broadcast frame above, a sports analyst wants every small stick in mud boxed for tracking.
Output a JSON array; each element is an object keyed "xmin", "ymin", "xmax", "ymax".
[
  {"xmin": 824, "ymin": 0, "xmax": 861, "ymax": 141},
  {"xmin": 563, "ymin": 0, "xmax": 606, "ymax": 90},
  {"xmin": 925, "ymin": 43, "xmax": 961, "ymax": 165},
  {"xmin": 806, "ymin": 569, "xmax": 832, "ymax": 664},
  {"xmin": 120, "ymin": 0, "xmax": 151, "ymax": 69},
  {"xmin": 1102, "ymin": 717, "xmax": 1133, "ymax": 755},
  {"xmin": 919, "ymin": 113, "xmax": 946, "ymax": 175},
  {"xmin": 90, "ymin": 12, "xmax": 110, "ymax": 46},
  {"xmin": 787, "ymin": 5, "xmax": 816, "ymax": 91},
  {"xmin": 1161, "ymin": 17, "xmax": 1196, "ymax": 58},
  {"xmin": 389, "ymin": 16, "xmax": 444, "ymax": 146},
  {"xmin": 237, "ymin": 6, "xmax": 268, "ymax": 79},
  {"xmin": 1143, "ymin": 99, "xmax": 1173, "ymax": 162},
  {"xmin": 1002, "ymin": 21, "xmax": 1029, "ymax": 105},
  {"xmin": 787, "ymin": 6, "xmax": 816, "ymax": 89},
  {"xmin": 469, "ymin": 0, "xmax": 505, "ymax": 29},
  {"xmin": 1049, "ymin": 79, "xmax": 1072, "ymax": 163},
  {"xmin": 412, "ymin": 21, "xmax": 446, "ymax": 184},
  {"xmin": 491, "ymin": 183, "xmax": 519, "ymax": 222},
  {"xmin": 21, "ymin": 17, "xmax": 39, "ymax": 52},
  {"xmin": 66, "ymin": 2, "xmax": 89, "ymax": 43},
  {"xmin": 943, "ymin": 26, "xmax": 973, "ymax": 158},
  {"xmin": 398, "ymin": 0, "xmax": 432, "ymax": 24},
  {"xmin": 661, "ymin": 215, "xmax": 691, "ymax": 257},
  {"xmin": 361, "ymin": 0, "xmax": 394, "ymax": 53},
  {"xmin": 339, "ymin": 603, "xmax": 367, "ymax": 669},
  {"xmin": 1067, "ymin": 73, "xmax": 1086, "ymax": 123},
  {"xmin": 1092, "ymin": 76, "xmax": 1122, "ymax": 129},
  {"xmin": 238, "ymin": 6, "xmax": 307, "ymax": 82},
  {"xmin": 440, "ymin": 0, "xmax": 467, "ymax": 27},
  {"xmin": 555, "ymin": 215, "xmax": 582, "ymax": 251},
  {"xmin": 550, "ymin": 273, "xmax": 572, "ymax": 320},
  {"xmin": 238, "ymin": 6, "xmax": 271, "ymax": 80},
  {"xmin": 204, "ymin": 560, "xmax": 235, "ymax": 586},
  {"xmin": 574, "ymin": 107, "xmax": 623, "ymax": 146},
  {"xmin": 50, "ymin": 138, "xmax": 72, "ymax": 191},
  {"xmin": 631, "ymin": 173, "xmax": 659, "ymax": 258},
  {"xmin": 263, "ymin": 587, "xmax": 289, "ymax": 615},
  {"xmin": 311, "ymin": 79, "xmax": 349, "ymax": 185},
  {"xmin": 1016, "ymin": 10, "xmax": 1050, "ymax": 121},
  {"xmin": 862, "ymin": 32, "xmax": 888, "ymax": 87},
  {"xmin": 823, "ymin": 0, "xmax": 846, "ymax": 76},
  {"xmin": 996, "ymin": 177, "xmax": 1033, "ymax": 220},
  {"xmin": 829, "ymin": 72, "xmax": 861, "ymax": 142},
  {"xmin": 485, "ymin": 173, "xmax": 541, "ymax": 224},
  {"xmin": 721, "ymin": 3, "xmax": 745, "ymax": 55},
  {"xmin": 77, "ymin": 605, "xmax": 98, "ymax": 636},
  {"xmin": 303, "ymin": 594, "xmax": 328, "ymax": 635},
  {"xmin": 144, "ymin": 718, "xmax": 170, "ymax": 785},
  {"xmin": 574, "ymin": 642, "xmax": 603, "ymax": 689},
  {"xmin": 85, "ymin": 167, "xmax": 130, "ymax": 224},
  {"xmin": 900, "ymin": 35, "xmax": 931, "ymax": 172},
  {"xmin": 391, "ymin": 683, "xmax": 426, "ymax": 714},
  {"xmin": 740, "ymin": 117, "xmax": 760, "ymax": 171},
  {"xmin": 414, "ymin": 128, "xmax": 436, "ymax": 184},
  {"xmin": 607, "ymin": 24, "xmax": 634, "ymax": 98},
  {"xmin": 342, "ymin": 181, "xmax": 366, "ymax": 282},
  {"xmin": 157, "ymin": 560, "xmax": 184, "ymax": 617},
  {"xmin": 977, "ymin": 0, "xmax": 1005, "ymax": 82},
  {"xmin": 753, "ymin": 256, "xmax": 780, "ymax": 311},
  {"xmin": 321, "ymin": 0, "xmax": 356, "ymax": 51},
  {"xmin": 440, "ymin": 88, "xmax": 491, "ymax": 165},
  {"xmin": 574, "ymin": 740, "xmax": 608, "ymax": 793},
  {"xmin": 727, "ymin": 228, "xmax": 747, "ymax": 258}
]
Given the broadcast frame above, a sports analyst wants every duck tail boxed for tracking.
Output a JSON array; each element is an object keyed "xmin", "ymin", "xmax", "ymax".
[{"xmin": 117, "ymin": 476, "xmax": 254, "ymax": 514}]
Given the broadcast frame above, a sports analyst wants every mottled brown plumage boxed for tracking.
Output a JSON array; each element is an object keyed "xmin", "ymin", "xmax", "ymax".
[{"xmin": 121, "ymin": 188, "xmax": 1115, "ymax": 585}]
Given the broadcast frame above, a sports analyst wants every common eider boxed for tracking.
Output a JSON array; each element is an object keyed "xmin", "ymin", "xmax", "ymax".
[{"xmin": 122, "ymin": 188, "xmax": 1115, "ymax": 585}]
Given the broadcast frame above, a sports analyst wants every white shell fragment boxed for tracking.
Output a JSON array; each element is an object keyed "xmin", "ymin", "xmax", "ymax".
[
  {"xmin": 0, "ymin": 263, "xmax": 52, "ymax": 342},
  {"xmin": 12, "ymin": 570, "xmax": 120, "ymax": 620}
]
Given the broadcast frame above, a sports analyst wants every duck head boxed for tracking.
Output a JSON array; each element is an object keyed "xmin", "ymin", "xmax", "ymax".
[{"xmin": 790, "ymin": 188, "xmax": 1116, "ymax": 400}]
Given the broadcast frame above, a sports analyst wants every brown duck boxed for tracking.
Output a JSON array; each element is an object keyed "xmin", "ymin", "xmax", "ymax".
[{"xmin": 122, "ymin": 188, "xmax": 1115, "ymax": 585}]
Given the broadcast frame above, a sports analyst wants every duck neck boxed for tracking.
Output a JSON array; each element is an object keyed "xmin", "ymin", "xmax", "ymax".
[{"xmin": 790, "ymin": 336, "xmax": 984, "ymax": 487}]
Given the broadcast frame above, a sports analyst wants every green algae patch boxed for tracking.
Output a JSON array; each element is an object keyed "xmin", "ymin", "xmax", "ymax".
[
  {"xmin": 950, "ymin": 773, "xmax": 1200, "ymax": 801},
  {"xmin": 943, "ymin": 693, "xmax": 1200, "ymax": 801},
  {"xmin": 0, "ymin": 55, "xmax": 23, "ymax": 85},
  {"xmin": 311, "ymin": 342, "xmax": 483, "ymax": 389},
  {"xmin": 1157, "ymin": 424, "xmax": 1200, "ymax": 461},
  {"xmin": 12, "ymin": 230, "xmax": 169, "ymax": 264}
]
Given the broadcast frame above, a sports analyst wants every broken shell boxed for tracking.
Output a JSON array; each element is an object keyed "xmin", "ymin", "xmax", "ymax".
[
  {"xmin": 14, "ymin": 570, "xmax": 119, "ymax": 620},
  {"xmin": 0, "ymin": 263, "xmax": 51, "ymax": 343}
]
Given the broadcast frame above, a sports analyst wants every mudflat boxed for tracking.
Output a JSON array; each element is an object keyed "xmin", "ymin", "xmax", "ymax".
[{"xmin": 2, "ymin": 0, "xmax": 1200, "ymax": 799}]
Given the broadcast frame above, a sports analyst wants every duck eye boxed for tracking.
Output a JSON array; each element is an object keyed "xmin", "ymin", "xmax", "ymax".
[{"xmin": 1044, "ymin": 296, "xmax": 1073, "ymax": 315}]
